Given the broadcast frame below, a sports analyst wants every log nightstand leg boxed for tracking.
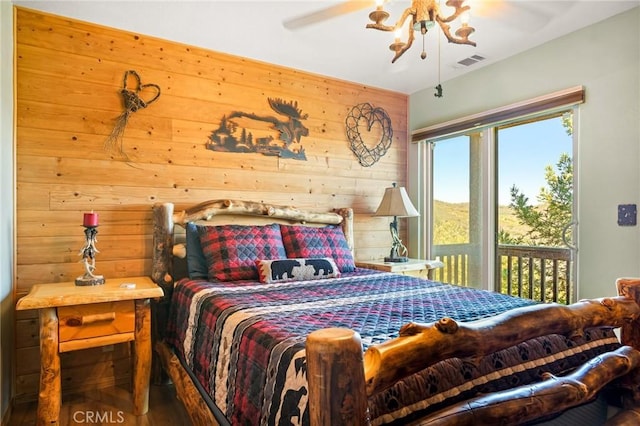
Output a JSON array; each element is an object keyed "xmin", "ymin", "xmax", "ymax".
[
  {"xmin": 38, "ymin": 307, "xmax": 61, "ymax": 426},
  {"xmin": 133, "ymin": 299, "xmax": 152, "ymax": 415}
]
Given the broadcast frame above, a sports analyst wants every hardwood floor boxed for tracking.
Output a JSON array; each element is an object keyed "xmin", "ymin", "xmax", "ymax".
[{"xmin": 8, "ymin": 384, "xmax": 192, "ymax": 425}]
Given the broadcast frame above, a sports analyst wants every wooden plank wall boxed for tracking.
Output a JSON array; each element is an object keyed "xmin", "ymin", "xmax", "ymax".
[{"xmin": 14, "ymin": 7, "xmax": 408, "ymax": 401}]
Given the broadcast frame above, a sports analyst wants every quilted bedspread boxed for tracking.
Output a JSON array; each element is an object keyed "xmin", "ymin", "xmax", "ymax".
[{"xmin": 165, "ymin": 269, "xmax": 621, "ymax": 425}]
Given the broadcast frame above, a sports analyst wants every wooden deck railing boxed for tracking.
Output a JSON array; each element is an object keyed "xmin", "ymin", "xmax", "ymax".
[
  {"xmin": 431, "ymin": 243, "xmax": 474, "ymax": 286},
  {"xmin": 431, "ymin": 244, "xmax": 573, "ymax": 304}
]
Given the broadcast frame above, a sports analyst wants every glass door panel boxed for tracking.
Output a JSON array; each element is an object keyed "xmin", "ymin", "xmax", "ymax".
[
  {"xmin": 496, "ymin": 114, "xmax": 575, "ymax": 303},
  {"xmin": 431, "ymin": 133, "xmax": 485, "ymax": 289}
]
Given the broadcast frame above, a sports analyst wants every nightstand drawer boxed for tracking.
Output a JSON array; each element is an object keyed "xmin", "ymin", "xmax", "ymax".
[{"xmin": 58, "ymin": 300, "xmax": 135, "ymax": 343}]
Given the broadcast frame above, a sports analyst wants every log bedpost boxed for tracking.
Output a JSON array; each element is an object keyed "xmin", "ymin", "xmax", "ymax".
[
  {"xmin": 152, "ymin": 202, "xmax": 175, "ymax": 296},
  {"xmin": 615, "ymin": 277, "xmax": 640, "ymax": 406},
  {"xmin": 306, "ymin": 328, "xmax": 368, "ymax": 426},
  {"xmin": 617, "ymin": 278, "xmax": 640, "ymax": 349},
  {"xmin": 336, "ymin": 208, "xmax": 354, "ymax": 256},
  {"xmin": 151, "ymin": 202, "xmax": 175, "ymax": 384}
]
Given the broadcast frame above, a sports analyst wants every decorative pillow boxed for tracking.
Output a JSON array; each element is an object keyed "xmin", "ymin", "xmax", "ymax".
[
  {"xmin": 256, "ymin": 258, "xmax": 341, "ymax": 284},
  {"xmin": 279, "ymin": 225, "xmax": 356, "ymax": 272},
  {"xmin": 185, "ymin": 222, "xmax": 208, "ymax": 280},
  {"xmin": 199, "ymin": 224, "xmax": 286, "ymax": 281}
]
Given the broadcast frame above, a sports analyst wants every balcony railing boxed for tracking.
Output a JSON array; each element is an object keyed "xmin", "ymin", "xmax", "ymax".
[{"xmin": 431, "ymin": 244, "xmax": 572, "ymax": 304}]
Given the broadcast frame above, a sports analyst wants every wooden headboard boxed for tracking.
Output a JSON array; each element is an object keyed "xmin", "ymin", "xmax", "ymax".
[{"xmin": 150, "ymin": 199, "xmax": 353, "ymax": 344}]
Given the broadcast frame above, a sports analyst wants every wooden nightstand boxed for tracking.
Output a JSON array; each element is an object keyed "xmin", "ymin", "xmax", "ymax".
[
  {"xmin": 356, "ymin": 258, "xmax": 444, "ymax": 279},
  {"xmin": 16, "ymin": 276, "xmax": 164, "ymax": 425}
]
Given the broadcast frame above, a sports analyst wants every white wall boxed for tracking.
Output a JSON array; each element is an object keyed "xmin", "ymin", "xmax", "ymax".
[
  {"xmin": 0, "ymin": 1, "xmax": 15, "ymax": 419},
  {"xmin": 408, "ymin": 7, "xmax": 640, "ymax": 300}
]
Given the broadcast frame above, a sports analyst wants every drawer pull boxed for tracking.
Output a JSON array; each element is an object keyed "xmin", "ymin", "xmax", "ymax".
[{"xmin": 65, "ymin": 312, "xmax": 116, "ymax": 327}]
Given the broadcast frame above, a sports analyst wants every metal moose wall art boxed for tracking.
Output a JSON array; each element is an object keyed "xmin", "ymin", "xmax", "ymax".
[{"xmin": 207, "ymin": 98, "xmax": 309, "ymax": 161}]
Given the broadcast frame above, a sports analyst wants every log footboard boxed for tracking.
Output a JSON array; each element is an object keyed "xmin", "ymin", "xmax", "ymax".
[
  {"xmin": 307, "ymin": 281, "xmax": 640, "ymax": 426},
  {"xmin": 419, "ymin": 346, "xmax": 640, "ymax": 426},
  {"xmin": 606, "ymin": 406, "xmax": 640, "ymax": 425}
]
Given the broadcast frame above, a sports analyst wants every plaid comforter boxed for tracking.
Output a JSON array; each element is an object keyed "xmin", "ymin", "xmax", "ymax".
[{"xmin": 165, "ymin": 269, "xmax": 621, "ymax": 425}]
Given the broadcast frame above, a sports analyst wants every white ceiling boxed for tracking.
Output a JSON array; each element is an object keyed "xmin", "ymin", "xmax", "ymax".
[{"xmin": 14, "ymin": 0, "xmax": 640, "ymax": 94}]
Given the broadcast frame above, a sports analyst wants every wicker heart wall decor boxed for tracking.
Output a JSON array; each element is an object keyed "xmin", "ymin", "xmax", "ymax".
[
  {"xmin": 104, "ymin": 70, "xmax": 161, "ymax": 159},
  {"xmin": 345, "ymin": 103, "xmax": 393, "ymax": 167}
]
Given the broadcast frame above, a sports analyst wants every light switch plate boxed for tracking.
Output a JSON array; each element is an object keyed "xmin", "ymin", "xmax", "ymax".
[{"xmin": 618, "ymin": 204, "xmax": 637, "ymax": 226}]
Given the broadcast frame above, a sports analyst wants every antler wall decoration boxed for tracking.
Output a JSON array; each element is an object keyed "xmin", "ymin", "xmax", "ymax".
[{"xmin": 104, "ymin": 70, "xmax": 161, "ymax": 159}]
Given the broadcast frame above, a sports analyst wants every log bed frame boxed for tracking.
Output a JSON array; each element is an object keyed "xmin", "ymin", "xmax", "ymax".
[{"xmin": 151, "ymin": 199, "xmax": 640, "ymax": 425}]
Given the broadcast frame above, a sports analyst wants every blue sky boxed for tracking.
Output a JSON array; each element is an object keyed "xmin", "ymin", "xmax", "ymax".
[{"xmin": 433, "ymin": 116, "xmax": 572, "ymax": 205}]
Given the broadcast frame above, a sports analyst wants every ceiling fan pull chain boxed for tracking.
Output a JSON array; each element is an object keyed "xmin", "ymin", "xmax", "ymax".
[{"xmin": 435, "ymin": 28, "xmax": 443, "ymax": 98}]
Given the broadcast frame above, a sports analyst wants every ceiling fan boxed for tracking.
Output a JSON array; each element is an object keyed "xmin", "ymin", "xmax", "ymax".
[
  {"xmin": 283, "ymin": 1, "xmax": 372, "ymax": 30},
  {"xmin": 285, "ymin": 0, "xmax": 476, "ymax": 64},
  {"xmin": 283, "ymin": 1, "xmax": 563, "ymax": 33}
]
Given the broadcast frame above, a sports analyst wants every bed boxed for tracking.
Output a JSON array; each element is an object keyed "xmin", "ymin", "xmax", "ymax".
[{"xmin": 151, "ymin": 199, "xmax": 640, "ymax": 425}]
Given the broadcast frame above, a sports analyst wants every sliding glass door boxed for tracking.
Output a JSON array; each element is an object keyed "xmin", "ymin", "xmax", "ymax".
[
  {"xmin": 428, "ymin": 112, "xmax": 576, "ymax": 302},
  {"xmin": 495, "ymin": 114, "xmax": 575, "ymax": 303},
  {"xmin": 431, "ymin": 131, "xmax": 488, "ymax": 289}
]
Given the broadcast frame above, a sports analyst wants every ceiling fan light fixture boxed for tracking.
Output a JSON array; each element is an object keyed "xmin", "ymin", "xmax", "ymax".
[
  {"xmin": 369, "ymin": 0, "xmax": 389, "ymax": 24},
  {"xmin": 389, "ymin": 40, "xmax": 407, "ymax": 52},
  {"xmin": 455, "ymin": 23, "xmax": 475, "ymax": 40},
  {"xmin": 455, "ymin": 10, "xmax": 475, "ymax": 39},
  {"xmin": 366, "ymin": 0, "xmax": 476, "ymax": 63},
  {"xmin": 445, "ymin": 0, "xmax": 466, "ymax": 9},
  {"xmin": 369, "ymin": 9, "xmax": 389, "ymax": 25},
  {"xmin": 389, "ymin": 28, "xmax": 406, "ymax": 52}
]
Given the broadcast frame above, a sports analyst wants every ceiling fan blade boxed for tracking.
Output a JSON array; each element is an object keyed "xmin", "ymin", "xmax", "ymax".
[
  {"xmin": 471, "ymin": 0, "xmax": 569, "ymax": 32},
  {"xmin": 283, "ymin": 1, "xmax": 373, "ymax": 30}
]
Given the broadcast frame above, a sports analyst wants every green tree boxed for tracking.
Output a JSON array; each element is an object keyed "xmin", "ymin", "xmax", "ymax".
[
  {"xmin": 508, "ymin": 153, "xmax": 573, "ymax": 247},
  {"xmin": 499, "ymin": 154, "xmax": 573, "ymax": 304}
]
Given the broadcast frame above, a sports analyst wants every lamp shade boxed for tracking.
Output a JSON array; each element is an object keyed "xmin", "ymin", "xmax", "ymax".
[{"xmin": 375, "ymin": 185, "xmax": 419, "ymax": 218}]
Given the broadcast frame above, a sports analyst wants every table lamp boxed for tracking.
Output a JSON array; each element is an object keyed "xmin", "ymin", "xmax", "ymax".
[{"xmin": 374, "ymin": 183, "xmax": 419, "ymax": 262}]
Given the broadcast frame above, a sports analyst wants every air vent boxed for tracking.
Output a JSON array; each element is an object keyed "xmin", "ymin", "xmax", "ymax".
[{"xmin": 457, "ymin": 54, "xmax": 486, "ymax": 67}]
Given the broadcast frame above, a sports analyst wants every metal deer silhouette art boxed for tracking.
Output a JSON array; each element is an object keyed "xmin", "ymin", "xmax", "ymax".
[{"xmin": 207, "ymin": 98, "xmax": 309, "ymax": 160}]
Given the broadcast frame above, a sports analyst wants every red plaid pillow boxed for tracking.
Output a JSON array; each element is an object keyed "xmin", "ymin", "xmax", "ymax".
[
  {"xmin": 199, "ymin": 224, "xmax": 286, "ymax": 281},
  {"xmin": 279, "ymin": 225, "xmax": 355, "ymax": 272}
]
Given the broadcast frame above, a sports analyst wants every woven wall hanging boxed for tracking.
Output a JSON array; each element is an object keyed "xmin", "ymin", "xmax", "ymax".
[
  {"xmin": 345, "ymin": 103, "xmax": 393, "ymax": 167},
  {"xmin": 104, "ymin": 70, "xmax": 161, "ymax": 159}
]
